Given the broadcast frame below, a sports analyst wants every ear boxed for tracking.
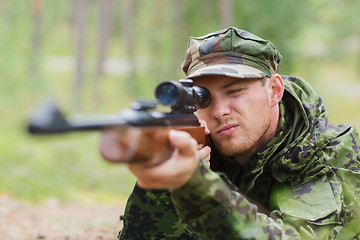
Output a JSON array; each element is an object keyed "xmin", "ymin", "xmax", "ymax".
[{"xmin": 269, "ymin": 74, "xmax": 284, "ymax": 107}]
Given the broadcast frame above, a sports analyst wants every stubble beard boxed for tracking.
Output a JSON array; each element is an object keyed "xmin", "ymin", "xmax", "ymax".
[{"xmin": 211, "ymin": 117, "xmax": 272, "ymax": 160}]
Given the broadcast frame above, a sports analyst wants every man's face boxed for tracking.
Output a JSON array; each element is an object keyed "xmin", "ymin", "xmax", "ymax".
[{"xmin": 195, "ymin": 75, "xmax": 275, "ymax": 163}]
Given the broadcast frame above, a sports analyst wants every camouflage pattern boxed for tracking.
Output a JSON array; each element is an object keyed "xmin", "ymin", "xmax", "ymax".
[
  {"xmin": 171, "ymin": 76, "xmax": 360, "ymax": 239},
  {"xmin": 118, "ymin": 185, "xmax": 198, "ymax": 239},
  {"xmin": 181, "ymin": 27, "xmax": 282, "ymax": 80},
  {"xmin": 119, "ymin": 76, "xmax": 360, "ymax": 239}
]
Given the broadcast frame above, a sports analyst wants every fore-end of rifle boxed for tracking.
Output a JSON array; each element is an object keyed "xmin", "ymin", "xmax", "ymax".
[{"xmin": 100, "ymin": 125, "xmax": 208, "ymax": 165}]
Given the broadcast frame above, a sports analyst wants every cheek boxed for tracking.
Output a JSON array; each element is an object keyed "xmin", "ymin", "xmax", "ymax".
[
  {"xmin": 196, "ymin": 109, "xmax": 208, "ymax": 121},
  {"xmin": 196, "ymin": 109, "xmax": 214, "ymax": 132},
  {"xmin": 249, "ymin": 100, "xmax": 270, "ymax": 117},
  {"xmin": 249, "ymin": 92, "xmax": 271, "ymax": 110}
]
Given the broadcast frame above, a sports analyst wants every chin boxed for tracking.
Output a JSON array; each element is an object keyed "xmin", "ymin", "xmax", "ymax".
[
  {"xmin": 214, "ymin": 135, "xmax": 253, "ymax": 156},
  {"xmin": 215, "ymin": 141, "xmax": 242, "ymax": 156}
]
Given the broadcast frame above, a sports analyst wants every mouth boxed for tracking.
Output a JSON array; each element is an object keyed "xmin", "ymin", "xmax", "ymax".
[{"xmin": 216, "ymin": 124, "xmax": 239, "ymax": 136}]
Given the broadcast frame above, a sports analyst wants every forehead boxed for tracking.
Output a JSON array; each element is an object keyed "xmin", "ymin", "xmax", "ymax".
[{"xmin": 193, "ymin": 75, "xmax": 259, "ymax": 90}]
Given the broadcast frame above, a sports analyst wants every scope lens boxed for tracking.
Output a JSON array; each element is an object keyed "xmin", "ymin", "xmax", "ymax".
[{"xmin": 156, "ymin": 82, "xmax": 180, "ymax": 106}]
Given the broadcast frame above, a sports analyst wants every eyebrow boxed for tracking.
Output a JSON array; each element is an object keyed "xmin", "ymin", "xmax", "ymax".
[{"xmin": 220, "ymin": 79, "xmax": 244, "ymax": 89}]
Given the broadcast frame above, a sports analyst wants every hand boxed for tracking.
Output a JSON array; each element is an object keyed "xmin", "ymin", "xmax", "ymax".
[
  {"xmin": 127, "ymin": 130, "xmax": 200, "ymax": 190},
  {"xmin": 100, "ymin": 130, "xmax": 125, "ymax": 163},
  {"xmin": 198, "ymin": 145, "xmax": 211, "ymax": 167}
]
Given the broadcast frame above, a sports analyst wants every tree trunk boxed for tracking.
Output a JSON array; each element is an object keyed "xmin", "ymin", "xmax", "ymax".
[
  {"xmin": 73, "ymin": 0, "xmax": 87, "ymax": 112},
  {"xmin": 219, "ymin": 0, "xmax": 233, "ymax": 28},
  {"xmin": 94, "ymin": 0, "xmax": 113, "ymax": 105},
  {"xmin": 171, "ymin": 0, "xmax": 186, "ymax": 78},
  {"xmin": 30, "ymin": 0, "xmax": 43, "ymax": 80},
  {"xmin": 2, "ymin": 0, "xmax": 12, "ymax": 29},
  {"xmin": 96, "ymin": 0, "xmax": 113, "ymax": 80},
  {"xmin": 120, "ymin": 0, "xmax": 139, "ymax": 94}
]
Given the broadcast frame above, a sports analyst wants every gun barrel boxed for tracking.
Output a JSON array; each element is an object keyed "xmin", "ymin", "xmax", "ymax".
[{"xmin": 27, "ymin": 101, "xmax": 128, "ymax": 134}]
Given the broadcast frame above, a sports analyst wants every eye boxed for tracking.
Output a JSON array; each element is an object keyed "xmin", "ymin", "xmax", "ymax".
[{"xmin": 226, "ymin": 88, "xmax": 243, "ymax": 95}]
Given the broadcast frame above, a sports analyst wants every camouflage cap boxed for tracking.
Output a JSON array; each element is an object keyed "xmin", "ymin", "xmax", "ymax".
[{"xmin": 182, "ymin": 27, "xmax": 282, "ymax": 79}]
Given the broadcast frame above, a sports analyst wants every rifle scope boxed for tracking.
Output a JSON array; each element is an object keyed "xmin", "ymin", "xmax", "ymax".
[{"xmin": 155, "ymin": 79, "xmax": 211, "ymax": 112}]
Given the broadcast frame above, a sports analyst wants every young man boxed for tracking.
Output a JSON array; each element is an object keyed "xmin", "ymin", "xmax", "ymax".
[{"xmin": 101, "ymin": 27, "xmax": 360, "ymax": 239}]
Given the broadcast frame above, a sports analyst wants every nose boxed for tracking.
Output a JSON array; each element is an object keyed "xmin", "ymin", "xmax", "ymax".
[{"xmin": 212, "ymin": 99, "xmax": 231, "ymax": 119}]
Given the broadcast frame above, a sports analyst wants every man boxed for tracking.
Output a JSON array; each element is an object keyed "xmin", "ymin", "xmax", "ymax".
[{"xmin": 101, "ymin": 27, "xmax": 360, "ymax": 239}]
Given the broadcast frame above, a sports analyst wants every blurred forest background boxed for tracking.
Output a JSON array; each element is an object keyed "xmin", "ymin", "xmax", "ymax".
[{"xmin": 1, "ymin": 0, "xmax": 360, "ymax": 205}]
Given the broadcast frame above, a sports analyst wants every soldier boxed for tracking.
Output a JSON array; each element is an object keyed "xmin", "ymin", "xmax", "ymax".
[{"xmin": 101, "ymin": 27, "xmax": 360, "ymax": 239}]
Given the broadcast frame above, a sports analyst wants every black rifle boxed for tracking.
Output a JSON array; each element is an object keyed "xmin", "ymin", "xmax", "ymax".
[{"xmin": 27, "ymin": 79, "xmax": 211, "ymax": 163}]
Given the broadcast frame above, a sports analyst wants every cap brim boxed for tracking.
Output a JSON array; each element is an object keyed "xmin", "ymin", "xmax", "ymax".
[{"xmin": 186, "ymin": 64, "xmax": 267, "ymax": 80}]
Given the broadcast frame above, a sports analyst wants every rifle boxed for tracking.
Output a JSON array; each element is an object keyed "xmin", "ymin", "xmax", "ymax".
[{"xmin": 27, "ymin": 79, "xmax": 211, "ymax": 165}]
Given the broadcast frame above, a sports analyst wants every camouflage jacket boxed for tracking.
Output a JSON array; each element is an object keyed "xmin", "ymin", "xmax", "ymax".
[{"xmin": 118, "ymin": 76, "xmax": 360, "ymax": 239}]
